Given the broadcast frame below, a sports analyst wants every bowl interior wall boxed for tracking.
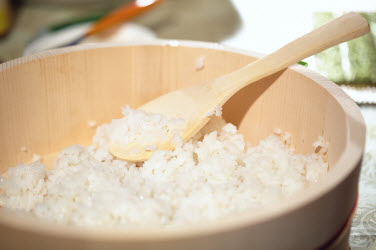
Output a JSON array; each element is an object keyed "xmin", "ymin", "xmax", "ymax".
[{"xmin": 0, "ymin": 45, "xmax": 346, "ymax": 173}]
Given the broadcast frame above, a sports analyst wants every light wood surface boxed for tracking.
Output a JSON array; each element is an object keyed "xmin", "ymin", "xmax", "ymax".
[
  {"xmin": 0, "ymin": 39, "xmax": 366, "ymax": 249},
  {"xmin": 109, "ymin": 12, "xmax": 369, "ymax": 161}
]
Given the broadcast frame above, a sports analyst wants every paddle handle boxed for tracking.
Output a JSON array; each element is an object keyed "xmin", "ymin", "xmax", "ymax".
[{"xmin": 213, "ymin": 12, "xmax": 370, "ymax": 98}]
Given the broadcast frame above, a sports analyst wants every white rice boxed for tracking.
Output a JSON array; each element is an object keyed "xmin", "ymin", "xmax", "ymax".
[
  {"xmin": 282, "ymin": 132, "xmax": 291, "ymax": 145},
  {"xmin": 214, "ymin": 106, "xmax": 222, "ymax": 116},
  {"xmin": 87, "ymin": 120, "xmax": 97, "ymax": 128},
  {"xmin": 273, "ymin": 128, "xmax": 282, "ymax": 135},
  {"xmin": 144, "ymin": 144, "xmax": 158, "ymax": 151},
  {"xmin": 0, "ymin": 106, "xmax": 328, "ymax": 227},
  {"xmin": 313, "ymin": 136, "xmax": 329, "ymax": 153},
  {"xmin": 31, "ymin": 154, "xmax": 41, "ymax": 163},
  {"xmin": 95, "ymin": 106, "xmax": 185, "ymax": 151},
  {"xmin": 206, "ymin": 106, "xmax": 223, "ymax": 117},
  {"xmin": 195, "ymin": 56, "xmax": 205, "ymax": 71},
  {"xmin": 205, "ymin": 111, "xmax": 214, "ymax": 117}
]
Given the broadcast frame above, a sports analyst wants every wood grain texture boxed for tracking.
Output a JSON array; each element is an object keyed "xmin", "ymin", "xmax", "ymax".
[{"xmin": 0, "ymin": 40, "xmax": 366, "ymax": 250}]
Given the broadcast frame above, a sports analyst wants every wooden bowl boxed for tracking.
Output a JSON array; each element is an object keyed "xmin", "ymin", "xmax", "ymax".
[{"xmin": 0, "ymin": 41, "xmax": 365, "ymax": 250}]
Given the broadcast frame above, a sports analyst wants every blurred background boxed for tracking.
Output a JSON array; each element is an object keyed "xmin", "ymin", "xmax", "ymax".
[{"xmin": 0, "ymin": 0, "xmax": 375, "ymax": 249}]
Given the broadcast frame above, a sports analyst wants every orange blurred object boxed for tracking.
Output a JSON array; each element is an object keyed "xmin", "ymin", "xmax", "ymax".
[{"xmin": 85, "ymin": 0, "xmax": 164, "ymax": 38}]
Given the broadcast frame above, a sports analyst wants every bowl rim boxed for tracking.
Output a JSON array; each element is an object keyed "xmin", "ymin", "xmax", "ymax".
[{"xmin": 0, "ymin": 39, "xmax": 366, "ymax": 241}]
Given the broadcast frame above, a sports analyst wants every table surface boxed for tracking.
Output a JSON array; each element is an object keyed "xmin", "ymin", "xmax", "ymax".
[{"xmin": 351, "ymin": 106, "xmax": 376, "ymax": 250}]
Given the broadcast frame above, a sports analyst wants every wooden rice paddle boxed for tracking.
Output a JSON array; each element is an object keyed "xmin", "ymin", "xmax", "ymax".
[{"xmin": 109, "ymin": 12, "xmax": 370, "ymax": 162}]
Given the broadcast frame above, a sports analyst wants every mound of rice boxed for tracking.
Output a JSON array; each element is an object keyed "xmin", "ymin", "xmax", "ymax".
[{"xmin": 0, "ymin": 106, "xmax": 328, "ymax": 227}]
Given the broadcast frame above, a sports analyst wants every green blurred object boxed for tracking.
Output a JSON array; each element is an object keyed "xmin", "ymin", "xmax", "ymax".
[
  {"xmin": 313, "ymin": 12, "xmax": 346, "ymax": 83},
  {"xmin": 48, "ymin": 13, "xmax": 105, "ymax": 32},
  {"xmin": 313, "ymin": 12, "xmax": 376, "ymax": 87},
  {"xmin": 347, "ymin": 13, "xmax": 376, "ymax": 85},
  {"xmin": 298, "ymin": 61, "xmax": 308, "ymax": 67}
]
